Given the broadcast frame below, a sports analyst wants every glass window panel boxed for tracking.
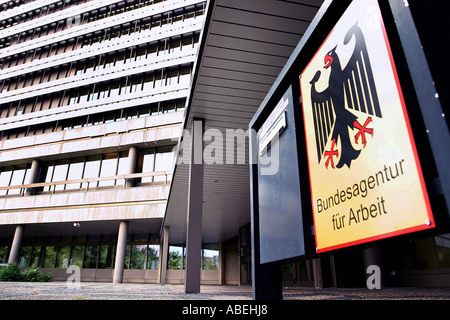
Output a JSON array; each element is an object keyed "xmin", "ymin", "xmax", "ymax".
[
  {"xmin": 82, "ymin": 156, "xmax": 101, "ymax": 189},
  {"xmin": 147, "ymin": 42, "xmax": 158, "ymax": 58},
  {"xmin": 43, "ymin": 246, "xmax": 57, "ymax": 268},
  {"xmin": 92, "ymin": 113, "xmax": 104, "ymax": 125},
  {"xmin": 84, "ymin": 245, "xmax": 98, "ymax": 268},
  {"xmin": 173, "ymin": 9, "xmax": 183, "ymax": 24},
  {"xmin": 109, "ymin": 80, "xmax": 120, "ymax": 97},
  {"xmin": 72, "ymin": 118, "xmax": 83, "ymax": 129},
  {"xmin": 203, "ymin": 245, "xmax": 219, "ymax": 270},
  {"xmin": 70, "ymin": 246, "xmax": 84, "ymax": 267},
  {"xmin": 163, "ymin": 101, "xmax": 176, "ymax": 113},
  {"xmin": 56, "ymin": 246, "xmax": 71, "ymax": 268},
  {"xmin": 98, "ymin": 245, "xmax": 115, "ymax": 269},
  {"xmin": 43, "ymin": 164, "xmax": 54, "ymax": 192},
  {"xmin": 8, "ymin": 166, "xmax": 26, "ymax": 195},
  {"xmin": 85, "ymin": 59, "xmax": 95, "ymax": 74},
  {"xmin": 141, "ymin": 151, "xmax": 154, "ymax": 183},
  {"xmin": 136, "ymin": 45, "xmax": 147, "ymax": 61},
  {"xmin": 124, "ymin": 245, "xmax": 131, "ymax": 269},
  {"xmin": 104, "ymin": 112, "xmax": 115, "ymax": 123},
  {"xmin": 115, "ymin": 155, "xmax": 130, "ymax": 186},
  {"xmin": 0, "ymin": 245, "xmax": 9, "ymax": 264},
  {"xmin": 151, "ymin": 103, "xmax": 160, "ymax": 115},
  {"xmin": 176, "ymin": 99, "xmax": 186, "ymax": 111},
  {"xmin": 168, "ymin": 246, "xmax": 183, "ymax": 270},
  {"xmin": 98, "ymin": 83, "xmax": 109, "ymax": 99},
  {"xmin": 147, "ymin": 245, "xmax": 159, "ymax": 270},
  {"xmin": 19, "ymin": 246, "xmax": 32, "ymax": 268},
  {"xmin": 126, "ymin": 108, "xmax": 138, "ymax": 119},
  {"xmin": 23, "ymin": 163, "xmax": 32, "ymax": 186},
  {"xmin": 78, "ymin": 88, "xmax": 89, "ymax": 103},
  {"xmin": 130, "ymin": 245, "xmax": 147, "ymax": 269},
  {"xmin": 166, "ymin": 68, "xmax": 178, "ymax": 86},
  {"xmin": 142, "ymin": 73, "xmax": 154, "ymax": 92},
  {"xmin": 98, "ymin": 154, "xmax": 118, "ymax": 187},
  {"xmin": 179, "ymin": 67, "xmax": 191, "ymax": 86},
  {"xmin": 435, "ymin": 234, "xmax": 450, "ymax": 268},
  {"xmin": 138, "ymin": 106, "xmax": 150, "ymax": 118},
  {"xmin": 68, "ymin": 91, "xmax": 78, "ymax": 105},
  {"xmin": 66, "ymin": 161, "xmax": 84, "ymax": 190},
  {"xmin": 130, "ymin": 77, "xmax": 141, "ymax": 93},
  {"xmin": 53, "ymin": 161, "xmax": 69, "ymax": 191},
  {"xmin": 0, "ymin": 168, "xmax": 12, "ymax": 196},
  {"xmin": 30, "ymin": 246, "xmax": 42, "ymax": 268},
  {"xmin": 169, "ymin": 37, "xmax": 181, "ymax": 54},
  {"xmin": 154, "ymin": 148, "xmax": 174, "ymax": 182}
]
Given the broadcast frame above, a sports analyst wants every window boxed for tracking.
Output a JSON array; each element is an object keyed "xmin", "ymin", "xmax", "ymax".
[
  {"xmin": 56, "ymin": 246, "xmax": 71, "ymax": 268},
  {"xmin": 43, "ymin": 246, "xmax": 57, "ymax": 268},
  {"xmin": 98, "ymin": 245, "xmax": 115, "ymax": 269},
  {"xmin": 43, "ymin": 164, "xmax": 55, "ymax": 192},
  {"xmin": 168, "ymin": 246, "xmax": 184, "ymax": 270},
  {"xmin": 109, "ymin": 80, "xmax": 120, "ymax": 97},
  {"xmin": 15, "ymin": 104, "xmax": 25, "ymax": 116},
  {"xmin": 82, "ymin": 155, "xmax": 101, "ymax": 189},
  {"xmin": 142, "ymin": 72, "xmax": 154, "ymax": 92},
  {"xmin": 98, "ymin": 154, "xmax": 118, "ymax": 187},
  {"xmin": 166, "ymin": 67, "xmax": 178, "ymax": 86},
  {"xmin": 179, "ymin": 65, "xmax": 192, "ymax": 86},
  {"xmin": 0, "ymin": 165, "xmax": 31, "ymax": 195},
  {"xmin": 141, "ymin": 150, "xmax": 155, "ymax": 183},
  {"xmin": 30, "ymin": 246, "xmax": 42, "ymax": 268},
  {"xmin": 19, "ymin": 246, "xmax": 32, "ymax": 268},
  {"xmin": 203, "ymin": 244, "xmax": 219, "ymax": 270},
  {"xmin": 116, "ymin": 153, "xmax": 130, "ymax": 186},
  {"xmin": 38, "ymin": 152, "xmax": 133, "ymax": 192},
  {"xmin": 52, "ymin": 161, "xmax": 69, "ymax": 191},
  {"xmin": 124, "ymin": 245, "xmax": 131, "ymax": 269},
  {"xmin": 0, "ymin": 167, "xmax": 13, "ymax": 196},
  {"xmin": 70, "ymin": 246, "xmax": 85, "ymax": 267},
  {"xmin": 0, "ymin": 245, "xmax": 9, "ymax": 264},
  {"xmin": 147, "ymin": 245, "xmax": 160, "ymax": 270},
  {"xmin": 66, "ymin": 160, "xmax": 84, "ymax": 190},
  {"xmin": 84, "ymin": 245, "xmax": 99, "ymax": 269},
  {"xmin": 129, "ymin": 245, "xmax": 147, "ymax": 269},
  {"xmin": 154, "ymin": 147, "xmax": 175, "ymax": 182},
  {"xmin": 22, "ymin": 239, "xmax": 163, "ymax": 270},
  {"xmin": 8, "ymin": 165, "xmax": 27, "ymax": 195}
]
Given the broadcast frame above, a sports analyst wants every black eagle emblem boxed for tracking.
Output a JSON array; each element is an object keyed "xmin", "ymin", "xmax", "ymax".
[{"xmin": 309, "ymin": 22, "xmax": 382, "ymax": 169}]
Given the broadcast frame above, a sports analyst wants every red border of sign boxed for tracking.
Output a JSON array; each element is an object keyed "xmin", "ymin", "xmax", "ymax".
[{"xmin": 299, "ymin": 1, "xmax": 434, "ymax": 253}]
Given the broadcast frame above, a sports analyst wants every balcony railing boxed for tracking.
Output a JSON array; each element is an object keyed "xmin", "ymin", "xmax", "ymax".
[{"xmin": 0, "ymin": 170, "xmax": 171, "ymax": 196}]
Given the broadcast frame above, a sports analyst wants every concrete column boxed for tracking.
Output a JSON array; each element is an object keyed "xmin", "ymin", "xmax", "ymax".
[
  {"xmin": 312, "ymin": 258, "xmax": 323, "ymax": 289},
  {"xmin": 184, "ymin": 119, "xmax": 204, "ymax": 294},
  {"xmin": 160, "ymin": 226, "xmax": 169, "ymax": 285},
  {"xmin": 8, "ymin": 225, "xmax": 25, "ymax": 264},
  {"xmin": 25, "ymin": 159, "xmax": 40, "ymax": 196},
  {"xmin": 126, "ymin": 146, "xmax": 138, "ymax": 188},
  {"xmin": 113, "ymin": 221, "xmax": 129, "ymax": 284}
]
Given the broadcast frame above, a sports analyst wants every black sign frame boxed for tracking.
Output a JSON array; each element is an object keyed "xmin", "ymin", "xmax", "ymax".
[{"xmin": 249, "ymin": 0, "xmax": 450, "ymax": 300}]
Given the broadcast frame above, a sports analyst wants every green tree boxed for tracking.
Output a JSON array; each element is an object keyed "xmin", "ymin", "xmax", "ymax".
[{"xmin": 168, "ymin": 251, "xmax": 182, "ymax": 270}]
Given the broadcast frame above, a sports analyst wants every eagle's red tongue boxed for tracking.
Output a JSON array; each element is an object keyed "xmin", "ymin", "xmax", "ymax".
[{"xmin": 324, "ymin": 54, "xmax": 333, "ymax": 69}]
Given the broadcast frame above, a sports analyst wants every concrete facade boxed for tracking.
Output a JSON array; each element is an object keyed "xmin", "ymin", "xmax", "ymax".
[{"xmin": 0, "ymin": 0, "xmax": 238, "ymax": 286}]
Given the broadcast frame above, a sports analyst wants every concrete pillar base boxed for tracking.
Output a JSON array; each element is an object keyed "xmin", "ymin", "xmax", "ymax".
[{"xmin": 113, "ymin": 221, "xmax": 129, "ymax": 284}]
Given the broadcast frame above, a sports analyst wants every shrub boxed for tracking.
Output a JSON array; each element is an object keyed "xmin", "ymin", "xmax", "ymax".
[
  {"xmin": 0, "ymin": 263, "xmax": 52, "ymax": 282},
  {"xmin": 0, "ymin": 263, "xmax": 22, "ymax": 281}
]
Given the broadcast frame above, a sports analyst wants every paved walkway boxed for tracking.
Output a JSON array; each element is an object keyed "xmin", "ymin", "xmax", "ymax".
[{"xmin": 0, "ymin": 281, "xmax": 449, "ymax": 300}]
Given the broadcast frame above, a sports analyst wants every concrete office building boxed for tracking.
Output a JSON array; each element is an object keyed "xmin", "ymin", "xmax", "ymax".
[
  {"xmin": 0, "ymin": 0, "xmax": 208, "ymax": 284},
  {"xmin": 0, "ymin": 0, "xmax": 449, "ymax": 294}
]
